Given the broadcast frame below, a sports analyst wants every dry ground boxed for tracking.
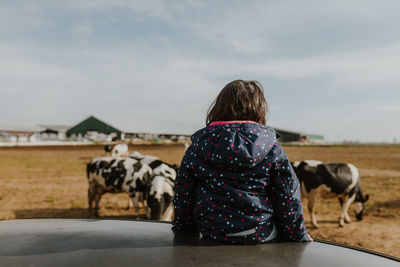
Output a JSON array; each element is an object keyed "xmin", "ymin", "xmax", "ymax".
[{"xmin": 0, "ymin": 144, "xmax": 399, "ymax": 257}]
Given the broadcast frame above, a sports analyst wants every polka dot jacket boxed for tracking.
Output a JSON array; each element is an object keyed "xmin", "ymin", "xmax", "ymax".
[{"xmin": 172, "ymin": 122, "xmax": 310, "ymax": 243}]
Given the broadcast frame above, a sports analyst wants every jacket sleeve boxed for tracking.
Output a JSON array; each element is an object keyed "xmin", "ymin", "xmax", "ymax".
[
  {"xmin": 268, "ymin": 142, "xmax": 310, "ymax": 242},
  {"xmin": 172, "ymin": 146, "xmax": 198, "ymax": 235}
]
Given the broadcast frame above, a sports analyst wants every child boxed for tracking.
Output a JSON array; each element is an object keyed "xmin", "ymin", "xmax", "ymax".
[{"xmin": 172, "ymin": 80, "xmax": 312, "ymax": 244}]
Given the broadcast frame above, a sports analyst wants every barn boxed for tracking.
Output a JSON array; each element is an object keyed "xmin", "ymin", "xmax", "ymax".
[
  {"xmin": 274, "ymin": 127, "xmax": 324, "ymax": 143},
  {"xmin": 66, "ymin": 116, "xmax": 122, "ymax": 141},
  {"xmin": 0, "ymin": 121, "xmax": 42, "ymax": 142},
  {"xmin": 38, "ymin": 125, "xmax": 70, "ymax": 140}
]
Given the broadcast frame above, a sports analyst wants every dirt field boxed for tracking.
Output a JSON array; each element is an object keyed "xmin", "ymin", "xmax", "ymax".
[{"xmin": 0, "ymin": 144, "xmax": 399, "ymax": 257}]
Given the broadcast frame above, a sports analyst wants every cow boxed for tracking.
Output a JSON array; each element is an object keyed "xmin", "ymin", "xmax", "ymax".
[
  {"xmin": 86, "ymin": 157, "xmax": 152, "ymax": 218},
  {"xmin": 129, "ymin": 151, "xmax": 178, "ymax": 221},
  {"xmin": 104, "ymin": 144, "xmax": 113, "ymax": 155},
  {"xmin": 292, "ymin": 160, "xmax": 369, "ymax": 228},
  {"xmin": 111, "ymin": 144, "xmax": 129, "ymax": 157}
]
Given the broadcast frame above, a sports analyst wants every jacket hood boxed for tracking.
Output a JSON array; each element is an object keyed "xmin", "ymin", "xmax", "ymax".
[{"xmin": 191, "ymin": 122, "xmax": 279, "ymax": 169}]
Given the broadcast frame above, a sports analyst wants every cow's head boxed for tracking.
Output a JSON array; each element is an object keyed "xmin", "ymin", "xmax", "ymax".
[
  {"xmin": 104, "ymin": 145, "xmax": 113, "ymax": 153},
  {"xmin": 164, "ymin": 162, "xmax": 179, "ymax": 172},
  {"xmin": 353, "ymin": 193, "xmax": 369, "ymax": 221},
  {"xmin": 290, "ymin": 161, "xmax": 304, "ymax": 179},
  {"xmin": 147, "ymin": 176, "xmax": 174, "ymax": 220}
]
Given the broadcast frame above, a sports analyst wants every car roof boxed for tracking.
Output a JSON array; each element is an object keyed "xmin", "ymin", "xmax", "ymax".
[{"xmin": 0, "ymin": 219, "xmax": 398, "ymax": 267}]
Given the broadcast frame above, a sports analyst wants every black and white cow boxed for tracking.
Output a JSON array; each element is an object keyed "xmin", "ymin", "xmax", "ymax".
[
  {"xmin": 111, "ymin": 144, "xmax": 129, "ymax": 157},
  {"xmin": 86, "ymin": 157, "xmax": 152, "ymax": 218},
  {"xmin": 104, "ymin": 145, "xmax": 113, "ymax": 155},
  {"xmin": 129, "ymin": 151, "xmax": 178, "ymax": 221},
  {"xmin": 292, "ymin": 160, "xmax": 369, "ymax": 227}
]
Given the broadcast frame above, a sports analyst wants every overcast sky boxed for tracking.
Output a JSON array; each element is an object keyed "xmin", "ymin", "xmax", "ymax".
[{"xmin": 1, "ymin": 0, "xmax": 400, "ymax": 142}]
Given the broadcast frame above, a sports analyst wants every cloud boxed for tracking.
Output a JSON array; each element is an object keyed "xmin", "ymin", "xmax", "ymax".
[
  {"xmin": 360, "ymin": 104, "xmax": 400, "ymax": 112},
  {"xmin": 71, "ymin": 25, "xmax": 94, "ymax": 44},
  {"xmin": 1, "ymin": 0, "xmax": 400, "ymax": 141}
]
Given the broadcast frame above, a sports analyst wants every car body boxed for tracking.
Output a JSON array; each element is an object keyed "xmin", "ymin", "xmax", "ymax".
[{"xmin": 0, "ymin": 219, "xmax": 398, "ymax": 266}]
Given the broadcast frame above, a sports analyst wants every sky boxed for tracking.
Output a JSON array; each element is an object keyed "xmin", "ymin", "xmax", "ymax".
[{"xmin": 1, "ymin": 0, "xmax": 400, "ymax": 142}]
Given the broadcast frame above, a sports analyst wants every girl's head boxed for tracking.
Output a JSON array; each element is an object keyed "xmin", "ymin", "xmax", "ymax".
[{"xmin": 206, "ymin": 80, "xmax": 268, "ymax": 125}]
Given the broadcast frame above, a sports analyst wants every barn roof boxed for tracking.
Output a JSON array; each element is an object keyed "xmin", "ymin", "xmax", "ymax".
[
  {"xmin": 66, "ymin": 116, "xmax": 122, "ymax": 136},
  {"xmin": 274, "ymin": 127, "xmax": 324, "ymax": 142},
  {"xmin": 37, "ymin": 125, "xmax": 70, "ymax": 133}
]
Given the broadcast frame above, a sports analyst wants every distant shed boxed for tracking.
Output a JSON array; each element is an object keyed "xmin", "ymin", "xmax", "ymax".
[
  {"xmin": 38, "ymin": 125, "xmax": 70, "ymax": 140},
  {"xmin": 274, "ymin": 127, "xmax": 324, "ymax": 143},
  {"xmin": 66, "ymin": 116, "xmax": 122, "ymax": 140},
  {"xmin": 0, "ymin": 121, "xmax": 43, "ymax": 142}
]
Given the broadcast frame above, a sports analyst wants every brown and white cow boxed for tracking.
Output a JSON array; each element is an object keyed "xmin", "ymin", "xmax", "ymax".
[{"xmin": 292, "ymin": 160, "xmax": 369, "ymax": 227}]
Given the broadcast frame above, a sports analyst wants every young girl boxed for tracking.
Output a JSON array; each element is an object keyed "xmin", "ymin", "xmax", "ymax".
[{"xmin": 172, "ymin": 80, "xmax": 312, "ymax": 244}]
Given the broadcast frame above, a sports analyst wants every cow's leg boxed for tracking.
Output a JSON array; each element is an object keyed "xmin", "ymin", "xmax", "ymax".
[
  {"xmin": 339, "ymin": 196, "xmax": 352, "ymax": 223},
  {"xmin": 126, "ymin": 197, "xmax": 134, "ymax": 210},
  {"xmin": 339, "ymin": 194, "xmax": 356, "ymax": 227},
  {"xmin": 136, "ymin": 192, "xmax": 150, "ymax": 218},
  {"xmin": 145, "ymin": 203, "xmax": 151, "ymax": 219},
  {"xmin": 338, "ymin": 197, "xmax": 343, "ymax": 206},
  {"xmin": 126, "ymin": 193, "xmax": 144, "ymax": 210},
  {"xmin": 93, "ymin": 191, "xmax": 103, "ymax": 218},
  {"xmin": 129, "ymin": 193, "xmax": 140, "ymax": 218},
  {"xmin": 344, "ymin": 209, "xmax": 352, "ymax": 223},
  {"xmin": 130, "ymin": 192, "xmax": 143, "ymax": 209},
  {"xmin": 138, "ymin": 192, "xmax": 145, "ymax": 208},
  {"xmin": 88, "ymin": 183, "xmax": 96, "ymax": 217},
  {"xmin": 88, "ymin": 193, "xmax": 94, "ymax": 217},
  {"xmin": 160, "ymin": 202, "xmax": 174, "ymax": 221},
  {"xmin": 143, "ymin": 190, "xmax": 150, "ymax": 219},
  {"xmin": 300, "ymin": 181, "xmax": 308, "ymax": 198},
  {"xmin": 307, "ymin": 189, "xmax": 319, "ymax": 228}
]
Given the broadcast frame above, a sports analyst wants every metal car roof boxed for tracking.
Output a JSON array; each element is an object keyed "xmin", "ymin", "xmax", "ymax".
[{"xmin": 0, "ymin": 219, "xmax": 398, "ymax": 267}]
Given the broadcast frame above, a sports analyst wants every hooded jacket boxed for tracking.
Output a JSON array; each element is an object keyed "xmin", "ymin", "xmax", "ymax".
[{"xmin": 172, "ymin": 121, "xmax": 309, "ymax": 243}]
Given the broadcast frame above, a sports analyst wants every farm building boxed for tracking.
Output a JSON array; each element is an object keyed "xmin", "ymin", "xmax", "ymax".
[
  {"xmin": 38, "ymin": 125, "xmax": 70, "ymax": 140},
  {"xmin": 124, "ymin": 132, "xmax": 190, "ymax": 143},
  {"xmin": 1, "ymin": 116, "xmax": 324, "ymax": 145},
  {"xmin": 66, "ymin": 116, "xmax": 122, "ymax": 141},
  {"xmin": 158, "ymin": 133, "xmax": 191, "ymax": 142},
  {"xmin": 274, "ymin": 127, "xmax": 324, "ymax": 143},
  {"xmin": 0, "ymin": 121, "xmax": 43, "ymax": 142}
]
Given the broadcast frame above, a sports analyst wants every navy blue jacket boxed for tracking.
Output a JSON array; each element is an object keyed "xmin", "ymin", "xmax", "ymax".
[{"xmin": 172, "ymin": 122, "xmax": 310, "ymax": 243}]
